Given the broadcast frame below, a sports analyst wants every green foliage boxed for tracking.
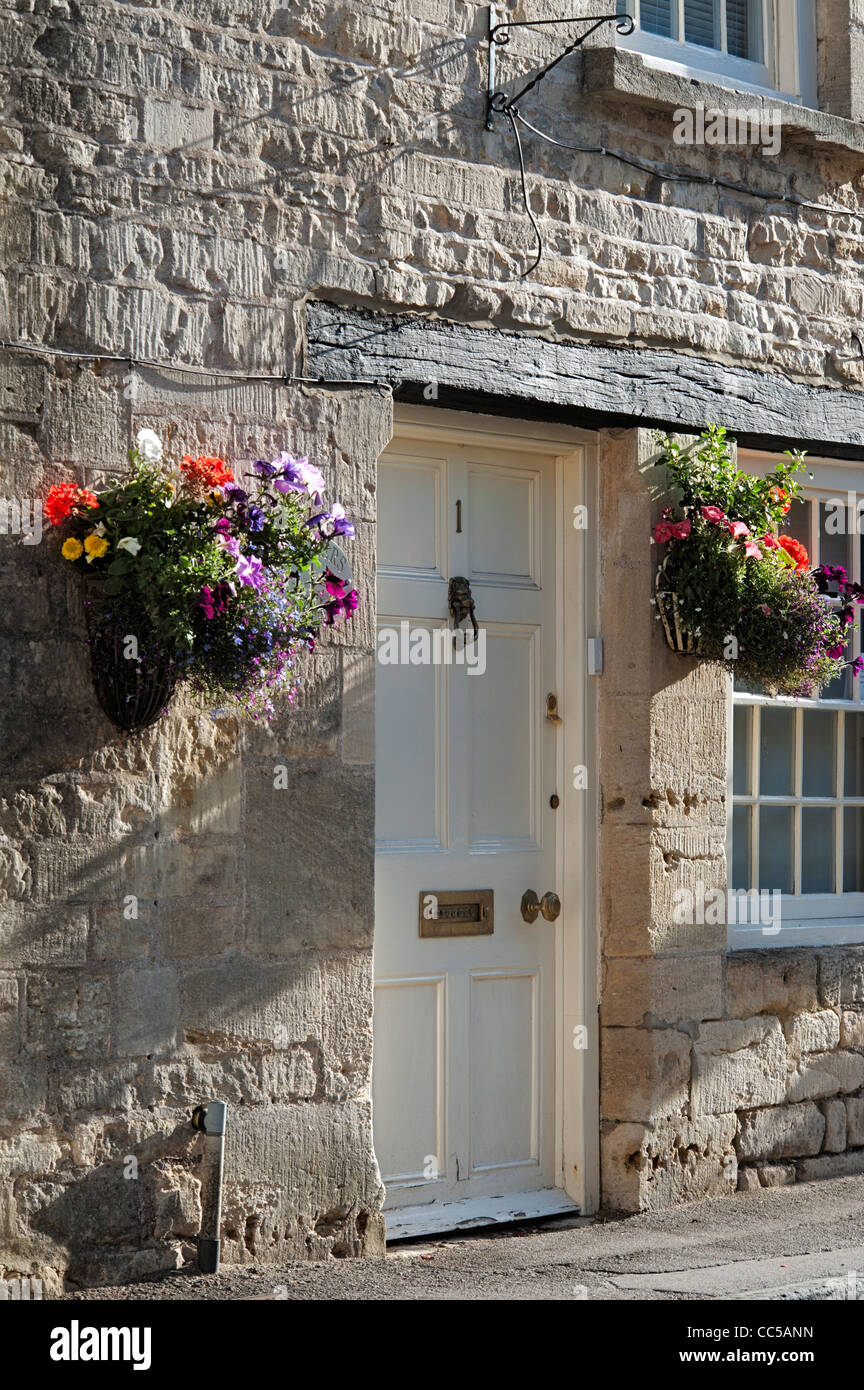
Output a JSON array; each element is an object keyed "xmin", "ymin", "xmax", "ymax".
[{"xmin": 653, "ymin": 427, "xmax": 848, "ymax": 698}]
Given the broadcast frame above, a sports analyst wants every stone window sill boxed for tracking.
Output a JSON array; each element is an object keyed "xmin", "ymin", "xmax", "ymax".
[
  {"xmin": 729, "ymin": 920, "xmax": 864, "ymax": 951},
  {"xmin": 578, "ymin": 47, "xmax": 864, "ymax": 159}
]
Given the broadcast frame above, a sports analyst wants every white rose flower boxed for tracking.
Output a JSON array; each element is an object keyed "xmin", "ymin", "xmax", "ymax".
[
  {"xmin": 117, "ymin": 536, "xmax": 142, "ymax": 556},
  {"xmin": 136, "ymin": 428, "xmax": 163, "ymax": 463}
]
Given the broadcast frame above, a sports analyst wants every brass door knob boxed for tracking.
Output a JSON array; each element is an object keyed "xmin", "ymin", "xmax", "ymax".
[
  {"xmin": 540, "ymin": 891, "xmax": 561, "ymax": 921},
  {"xmin": 521, "ymin": 890, "xmax": 561, "ymax": 923}
]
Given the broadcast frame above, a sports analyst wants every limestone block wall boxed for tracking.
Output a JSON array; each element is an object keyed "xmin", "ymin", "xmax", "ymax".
[
  {"xmin": 597, "ymin": 428, "xmax": 864, "ymax": 1211},
  {"xmin": 0, "ymin": 363, "xmax": 389, "ymax": 1288},
  {"xmin": 0, "ymin": 1, "xmax": 863, "ymax": 390},
  {"xmin": 722, "ymin": 947, "xmax": 864, "ymax": 1190}
]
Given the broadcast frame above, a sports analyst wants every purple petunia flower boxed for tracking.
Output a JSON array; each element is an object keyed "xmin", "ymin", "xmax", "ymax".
[
  {"xmin": 272, "ymin": 453, "xmax": 327, "ymax": 504},
  {"xmin": 235, "ymin": 554, "xmax": 266, "ymax": 591},
  {"xmin": 305, "ymin": 502, "xmax": 355, "ymax": 540}
]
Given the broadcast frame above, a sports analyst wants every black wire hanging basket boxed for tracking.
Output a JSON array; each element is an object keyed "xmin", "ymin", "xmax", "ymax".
[{"xmin": 84, "ymin": 581, "xmax": 177, "ymax": 733}]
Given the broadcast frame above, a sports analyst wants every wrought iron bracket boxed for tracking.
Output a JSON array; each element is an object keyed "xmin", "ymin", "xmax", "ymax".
[{"xmin": 485, "ymin": 6, "xmax": 634, "ymax": 130}]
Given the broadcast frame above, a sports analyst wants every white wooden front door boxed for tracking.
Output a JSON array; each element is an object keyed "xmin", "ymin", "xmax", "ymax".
[{"xmin": 373, "ymin": 416, "xmax": 576, "ymax": 1235}]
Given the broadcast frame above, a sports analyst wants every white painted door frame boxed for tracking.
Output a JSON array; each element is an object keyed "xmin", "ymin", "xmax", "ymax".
[{"xmin": 377, "ymin": 404, "xmax": 600, "ymax": 1217}]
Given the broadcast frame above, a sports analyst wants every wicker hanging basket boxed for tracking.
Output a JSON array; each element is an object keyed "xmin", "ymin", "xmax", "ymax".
[
  {"xmin": 655, "ymin": 569, "xmax": 703, "ymax": 655},
  {"xmin": 84, "ymin": 582, "xmax": 176, "ymax": 733}
]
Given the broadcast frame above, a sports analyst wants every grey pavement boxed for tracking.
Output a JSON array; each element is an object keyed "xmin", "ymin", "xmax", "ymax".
[{"xmin": 63, "ymin": 1173, "xmax": 864, "ymax": 1300}]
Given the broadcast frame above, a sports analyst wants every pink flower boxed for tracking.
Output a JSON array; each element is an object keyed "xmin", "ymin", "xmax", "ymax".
[
  {"xmin": 744, "ymin": 541, "xmax": 763, "ymax": 560},
  {"xmin": 728, "ymin": 520, "xmax": 750, "ymax": 538},
  {"xmin": 827, "ymin": 643, "xmax": 846, "ymax": 659},
  {"xmin": 759, "ymin": 604, "xmax": 771, "ymax": 616},
  {"xmin": 217, "ymin": 533, "xmax": 241, "ymax": 559},
  {"xmin": 653, "ymin": 521, "xmax": 674, "ymax": 544},
  {"xmin": 701, "ymin": 506, "xmax": 726, "ymax": 525},
  {"xmin": 670, "ymin": 520, "xmax": 691, "ymax": 539},
  {"xmin": 761, "ymin": 534, "xmax": 780, "ymax": 550}
]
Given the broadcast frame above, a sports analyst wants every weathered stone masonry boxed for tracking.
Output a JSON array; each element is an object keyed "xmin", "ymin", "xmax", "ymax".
[
  {"xmin": 597, "ymin": 430, "xmax": 864, "ymax": 1211},
  {"xmin": 0, "ymin": 365, "xmax": 389, "ymax": 1288},
  {"xmin": 2, "ymin": 0, "xmax": 864, "ymax": 1281}
]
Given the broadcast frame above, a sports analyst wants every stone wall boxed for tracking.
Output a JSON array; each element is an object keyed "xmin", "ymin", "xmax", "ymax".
[
  {"xmin": 1, "ymin": 1, "xmax": 863, "ymax": 387},
  {"xmin": 0, "ymin": 360, "xmax": 389, "ymax": 1288},
  {"xmin": 597, "ymin": 428, "xmax": 864, "ymax": 1211},
  {"xmin": 727, "ymin": 947, "xmax": 864, "ymax": 1190}
]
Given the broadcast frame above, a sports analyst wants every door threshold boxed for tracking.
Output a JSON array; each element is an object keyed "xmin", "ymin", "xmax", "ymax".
[{"xmin": 385, "ymin": 1188, "xmax": 580, "ymax": 1242}]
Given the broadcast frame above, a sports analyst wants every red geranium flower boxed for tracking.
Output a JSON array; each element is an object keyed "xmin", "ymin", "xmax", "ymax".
[
  {"xmin": 181, "ymin": 455, "xmax": 234, "ymax": 491},
  {"xmin": 44, "ymin": 481, "xmax": 99, "ymax": 527},
  {"xmin": 779, "ymin": 535, "xmax": 810, "ymax": 572},
  {"xmin": 770, "ymin": 487, "xmax": 792, "ymax": 515}
]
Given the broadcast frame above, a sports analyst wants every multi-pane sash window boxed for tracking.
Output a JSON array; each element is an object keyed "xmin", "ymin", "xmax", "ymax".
[
  {"xmin": 615, "ymin": 0, "xmax": 815, "ymax": 102},
  {"xmin": 731, "ymin": 458, "xmax": 864, "ymax": 948},
  {"xmin": 619, "ymin": 0, "xmax": 763, "ymax": 63}
]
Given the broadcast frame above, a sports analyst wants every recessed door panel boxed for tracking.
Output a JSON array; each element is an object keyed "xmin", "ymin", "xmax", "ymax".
[
  {"xmin": 376, "ymin": 619, "xmax": 447, "ymax": 850},
  {"xmin": 373, "ymin": 977, "xmax": 444, "ymax": 1183},
  {"xmin": 378, "ymin": 457, "xmax": 445, "ymax": 578},
  {"xmin": 470, "ymin": 970, "xmax": 539, "ymax": 1171},
  {"xmin": 468, "ymin": 626, "xmax": 539, "ymax": 849}
]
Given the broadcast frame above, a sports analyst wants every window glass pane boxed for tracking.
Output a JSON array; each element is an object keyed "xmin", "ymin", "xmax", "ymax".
[
  {"xmin": 732, "ymin": 705, "xmax": 750, "ymax": 793},
  {"xmin": 784, "ymin": 498, "xmax": 810, "ymax": 549},
  {"xmin": 759, "ymin": 806, "xmax": 793, "ymax": 894},
  {"xmin": 801, "ymin": 807, "xmax": 834, "ymax": 893},
  {"xmin": 819, "ymin": 501, "xmax": 848, "ymax": 572},
  {"xmin": 844, "ymin": 808, "xmax": 864, "ymax": 891},
  {"xmin": 802, "ymin": 710, "xmax": 836, "ymax": 796},
  {"xmin": 684, "ymin": 0, "xmax": 717, "ymax": 48},
  {"xmin": 845, "ymin": 713, "xmax": 864, "ymax": 796},
  {"xmin": 727, "ymin": 0, "xmax": 762, "ymax": 62},
  {"xmin": 819, "ymin": 505, "xmax": 850, "ymax": 700},
  {"xmin": 732, "ymin": 805, "xmax": 750, "ymax": 889},
  {"xmin": 641, "ymin": 0, "xmax": 674, "ymax": 38},
  {"xmin": 821, "ymin": 653, "xmax": 850, "ymax": 703},
  {"xmin": 759, "ymin": 707, "xmax": 794, "ymax": 795}
]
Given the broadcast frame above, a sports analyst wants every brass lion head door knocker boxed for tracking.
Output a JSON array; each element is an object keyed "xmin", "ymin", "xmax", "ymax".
[{"xmin": 448, "ymin": 575, "xmax": 478, "ymax": 644}]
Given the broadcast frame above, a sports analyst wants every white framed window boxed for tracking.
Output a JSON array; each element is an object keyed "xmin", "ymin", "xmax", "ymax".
[
  {"xmin": 616, "ymin": 0, "xmax": 817, "ymax": 106},
  {"xmin": 730, "ymin": 453, "xmax": 864, "ymax": 949}
]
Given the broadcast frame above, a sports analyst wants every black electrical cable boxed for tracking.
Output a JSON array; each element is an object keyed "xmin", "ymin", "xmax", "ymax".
[
  {"xmin": 509, "ymin": 108, "xmax": 864, "ymax": 278},
  {"xmin": 0, "ymin": 338, "xmax": 390, "ymax": 389}
]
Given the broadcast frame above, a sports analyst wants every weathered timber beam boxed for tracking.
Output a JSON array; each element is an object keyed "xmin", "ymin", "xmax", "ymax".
[{"xmin": 306, "ymin": 302, "xmax": 864, "ymax": 459}]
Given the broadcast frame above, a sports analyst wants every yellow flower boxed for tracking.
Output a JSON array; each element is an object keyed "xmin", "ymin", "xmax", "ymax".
[
  {"xmin": 61, "ymin": 537, "xmax": 84, "ymax": 561},
  {"xmin": 83, "ymin": 533, "xmax": 110, "ymax": 563}
]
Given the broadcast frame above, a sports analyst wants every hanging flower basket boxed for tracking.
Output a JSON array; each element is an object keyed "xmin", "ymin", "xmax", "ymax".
[
  {"xmin": 654, "ymin": 570, "xmax": 702, "ymax": 655},
  {"xmin": 45, "ymin": 430, "xmax": 358, "ymax": 731},
  {"xmin": 84, "ymin": 580, "xmax": 176, "ymax": 733},
  {"xmin": 651, "ymin": 426, "xmax": 862, "ymax": 698}
]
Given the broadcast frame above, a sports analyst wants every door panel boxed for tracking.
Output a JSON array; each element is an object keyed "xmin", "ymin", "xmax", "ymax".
[{"xmin": 374, "ymin": 426, "xmax": 562, "ymax": 1215}]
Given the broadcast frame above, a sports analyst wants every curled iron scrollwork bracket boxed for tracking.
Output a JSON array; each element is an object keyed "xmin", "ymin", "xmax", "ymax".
[{"xmin": 484, "ymin": 7, "xmax": 635, "ymax": 276}]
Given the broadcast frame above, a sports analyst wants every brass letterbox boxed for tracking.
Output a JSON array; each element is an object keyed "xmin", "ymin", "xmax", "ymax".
[{"xmin": 419, "ymin": 890, "xmax": 493, "ymax": 938}]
